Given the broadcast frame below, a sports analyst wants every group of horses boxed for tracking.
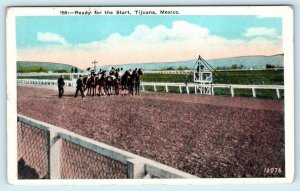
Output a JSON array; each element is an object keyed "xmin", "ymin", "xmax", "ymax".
[{"xmin": 82, "ymin": 69, "xmax": 143, "ymax": 97}]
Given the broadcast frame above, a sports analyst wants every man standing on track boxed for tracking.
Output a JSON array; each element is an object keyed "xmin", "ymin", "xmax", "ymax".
[
  {"xmin": 75, "ymin": 75, "xmax": 85, "ymax": 98},
  {"xmin": 57, "ymin": 75, "xmax": 65, "ymax": 98}
]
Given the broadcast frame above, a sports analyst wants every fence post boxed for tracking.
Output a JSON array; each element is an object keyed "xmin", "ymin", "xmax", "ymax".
[
  {"xmin": 194, "ymin": 86, "xmax": 197, "ymax": 94},
  {"xmin": 49, "ymin": 131, "xmax": 62, "ymax": 179},
  {"xmin": 230, "ymin": 86, "xmax": 234, "ymax": 97},
  {"xmin": 142, "ymin": 85, "xmax": 145, "ymax": 91},
  {"xmin": 179, "ymin": 86, "xmax": 182, "ymax": 93},
  {"xmin": 276, "ymin": 89, "xmax": 281, "ymax": 99},
  {"xmin": 165, "ymin": 85, "xmax": 169, "ymax": 92},
  {"xmin": 212, "ymin": 87, "xmax": 214, "ymax": 95},
  {"xmin": 154, "ymin": 85, "xmax": 157, "ymax": 92},
  {"xmin": 186, "ymin": 86, "xmax": 190, "ymax": 94},
  {"xmin": 127, "ymin": 159, "xmax": 146, "ymax": 179},
  {"xmin": 252, "ymin": 88, "xmax": 256, "ymax": 98}
]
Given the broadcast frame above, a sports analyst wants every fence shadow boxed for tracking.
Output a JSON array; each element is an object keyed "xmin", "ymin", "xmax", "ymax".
[{"xmin": 18, "ymin": 158, "xmax": 43, "ymax": 179}]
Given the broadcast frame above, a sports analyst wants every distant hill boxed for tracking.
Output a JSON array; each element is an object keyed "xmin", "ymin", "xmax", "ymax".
[
  {"xmin": 17, "ymin": 54, "xmax": 284, "ymax": 73},
  {"xmin": 17, "ymin": 61, "xmax": 79, "ymax": 73},
  {"xmin": 97, "ymin": 54, "xmax": 284, "ymax": 71}
]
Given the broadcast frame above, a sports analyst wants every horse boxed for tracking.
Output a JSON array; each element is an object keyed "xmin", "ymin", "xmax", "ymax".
[
  {"xmin": 90, "ymin": 75, "xmax": 97, "ymax": 96},
  {"xmin": 113, "ymin": 72, "xmax": 120, "ymax": 95},
  {"xmin": 105, "ymin": 70, "xmax": 121, "ymax": 96},
  {"xmin": 83, "ymin": 76, "xmax": 92, "ymax": 95},
  {"xmin": 129, "ymin": 69, "xmax": 143, "ymax": 96},
  {"xmin": 97, "ymin": 73, "xmax": 107, "ymax": 96},
  {"xmin": 105, "ymin": 75, "xmax": 114, "ymax": 96},
  {"xmin": 120, "ymin": 71, "xmax": 130, "ymax": 95}
]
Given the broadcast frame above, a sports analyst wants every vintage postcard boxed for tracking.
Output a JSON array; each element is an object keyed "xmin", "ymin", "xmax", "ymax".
[{"xmin": 6, "ymin": 6, "xmax": 294, "ymax": 185}]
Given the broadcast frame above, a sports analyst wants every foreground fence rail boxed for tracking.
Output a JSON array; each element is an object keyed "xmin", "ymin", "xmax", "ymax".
[
  {"xmin": 17, "ymin": 79, "xmax": 284, "ymax": 98},
  {"xmin": 17, "ymin": 114, "xmax": 196, "ymax": 179}
]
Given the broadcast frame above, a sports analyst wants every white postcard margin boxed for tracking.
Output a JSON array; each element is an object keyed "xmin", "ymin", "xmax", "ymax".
[{"xmin": 6, "ymin": 6, "xmax": 294, "ymax": 185}]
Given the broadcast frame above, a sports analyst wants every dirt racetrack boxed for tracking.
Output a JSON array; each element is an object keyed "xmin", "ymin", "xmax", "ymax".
[{"xmin": 17, "ymin": 85, "xmax": 285, "ymax": 178}]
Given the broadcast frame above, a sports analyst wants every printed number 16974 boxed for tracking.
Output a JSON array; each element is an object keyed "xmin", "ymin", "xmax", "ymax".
[{"xmin": 263, "ymin": 167, "xmax": 282, "ymax": 174}]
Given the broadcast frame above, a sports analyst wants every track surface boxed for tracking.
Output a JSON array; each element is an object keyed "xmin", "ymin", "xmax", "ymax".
[{"xmin": 17, "ymin": 85, "xmax": 285, "ymax": 178}]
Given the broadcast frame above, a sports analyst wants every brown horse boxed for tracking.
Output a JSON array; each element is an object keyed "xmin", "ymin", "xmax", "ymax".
[
  {"xmin": 97, "ymin": 73, "xmax": 107, "ymax": 96},
  {"xmin": 130, "ymin": 69, "xmax": 143, "ymax": 96},
  {"xmin": 120, "ymin": 71, "xmax": 130, "ymax": 95}
]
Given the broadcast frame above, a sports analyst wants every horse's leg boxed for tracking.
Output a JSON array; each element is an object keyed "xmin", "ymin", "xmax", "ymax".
[
  {"xmin": 129, "ymin": 84, "xmax": 133, "ymax": 96},
  {"xmin": 110, "ymin": 85, "xmax": 113, "ymax": 95},
  {"xmin": 116, "ymin": 83, "xmax": 119, "ymax": 95},
  {"xmin": 106, "ymin": 84, "xmax": 109, "ymax": 96},
  {"xmin": 111, "ymin": 83, "xmax": 114, "ymax": 95},
  {"xmin": 100, "ymin": 85, "xmax": 103, "ymax": 96},
  {"xmin": 129, "ymin": 84, "xmax": 131, "ymax": 95},
  {"xmin": 121, "ymin": 84, "xmax": 124, "ymax": 95},
  {"xmin": 103, "ymin": 85, "xmax": 107, "ymax": 96}
]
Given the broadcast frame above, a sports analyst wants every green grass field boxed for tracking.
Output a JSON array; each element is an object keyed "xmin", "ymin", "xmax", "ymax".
[
  {"xmin": 141, "ymin": 70, "xmax": 284, "ymax": 99},
  {"xmin": 141, "ymin": 70, "xmax": 284, "ymax": 85}
]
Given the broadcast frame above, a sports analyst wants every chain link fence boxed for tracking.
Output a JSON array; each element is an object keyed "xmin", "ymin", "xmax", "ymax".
[
  {"xmin": 17, "ymin": 121, "xmax": 49, "ymax": 179},
  {"xmin": 60, "ymin": 139, "xmax": 128, "ymax": 179},
  {"xmin": 17, "ymin": 115, "xmax": 194, "ymax": 179},
  {"xmin": 17, "ymin": 122, "xmax": 128, "ymax": 179}
]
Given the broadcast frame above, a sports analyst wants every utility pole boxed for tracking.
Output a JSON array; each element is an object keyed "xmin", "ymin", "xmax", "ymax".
[{"xmin": 92, "ymin": 60, "xmax": 98, "ymax": 73}]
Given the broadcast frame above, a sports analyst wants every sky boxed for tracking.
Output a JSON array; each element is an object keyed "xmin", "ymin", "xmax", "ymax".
[{"xmin": 16, "ymin": 15, "xmax": 283, "ymax": 69}]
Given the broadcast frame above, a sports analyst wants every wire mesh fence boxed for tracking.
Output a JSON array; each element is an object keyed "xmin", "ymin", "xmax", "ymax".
[
  {"xmin": 60, "ymin": 139, "xmax": 128, "ymax": 179},
  {"xmin": 17, "ymin": 122, "xmax": 128, "ymax": 179},
  {"xmin": 17, "ymin": 121, "xmax": 49, "ymax": 179},
  {"xmin": 17, "ymin": 115, "xmax": 194, "ymax": 179}
]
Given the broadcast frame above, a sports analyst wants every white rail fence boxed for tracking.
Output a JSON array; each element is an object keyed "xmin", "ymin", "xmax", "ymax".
[
  {"xmin": 17, "ymin": 114, "xmax": 196, "ymax": 179},
  {"xmin": 140, "ymin": 82, "xmax": 284, "ymax": 99},
  {"xmin": 17, "ymin": 79, "xmax": 284, "ymax": 98}
]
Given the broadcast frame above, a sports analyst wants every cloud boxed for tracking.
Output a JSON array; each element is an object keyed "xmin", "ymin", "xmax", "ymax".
[
  {"xmin": 37, "ymin": 32, "xmax": 68, "ymax": 45},
  {"xmin": 244, "ymin": 27, "xmax": 278, "ymax": 38},
  {"xmin": 18, "ymin": 21, "xmax": 282, "ymax": 68}
]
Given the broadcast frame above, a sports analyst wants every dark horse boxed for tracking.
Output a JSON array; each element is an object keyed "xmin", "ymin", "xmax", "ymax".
[
  {"xmin": 121, "ymin": 70, "xmax": 130, "ymax": 95},
  {"xmin": 83, "ymin": 76, "xmax": 90, "ymax": 95},
  {"xmin": 105, "ymin": 75, "xmax": 114, "ymax": 96},
  {"xmin": 129, "ymin": 69, "xmax": 143, "ymax": 96},
  {"xmin": 83, "ymin": 75, "xmax": 97, "ymax": 96},
  {"xmin": 105, "ymin": 75, "xmax": 120, "ymax": 96},
  {"xmin": 90, "ymin": 75, "xmax": 97, "ymax": 96},
  {"xmin": 97, "ymin": 73, "xmax": 107, "ymax": 96}
]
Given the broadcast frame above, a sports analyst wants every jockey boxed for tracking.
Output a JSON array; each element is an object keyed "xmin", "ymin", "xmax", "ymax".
[
  {"xmin": 98, "ymin": 69, "xmax": 102, "ymax": 78},
  {"xmin": 102, "ymin": 70, "xmax": 107, "ymax": 77},
  {"xmin": 118, "ymin": 68, "xmax": 124, "ymax": 79},
  {"xmin": 109, "ymin": 67, "xmax": 116, "ymax": 80},
  {"xmin": 138, "ymin": 68, "xmax": 143, "ymax": 76},
  {"xmin": 115, "ymin": 68, "xmax": 120, "ymax": 79},
  {"xmin": 132, "ymin": 68, "xmax": 138, "ymax": 78},
  {"xmin": 133, "ymin": 68, "xmax": 137, "ymax": 75}
]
